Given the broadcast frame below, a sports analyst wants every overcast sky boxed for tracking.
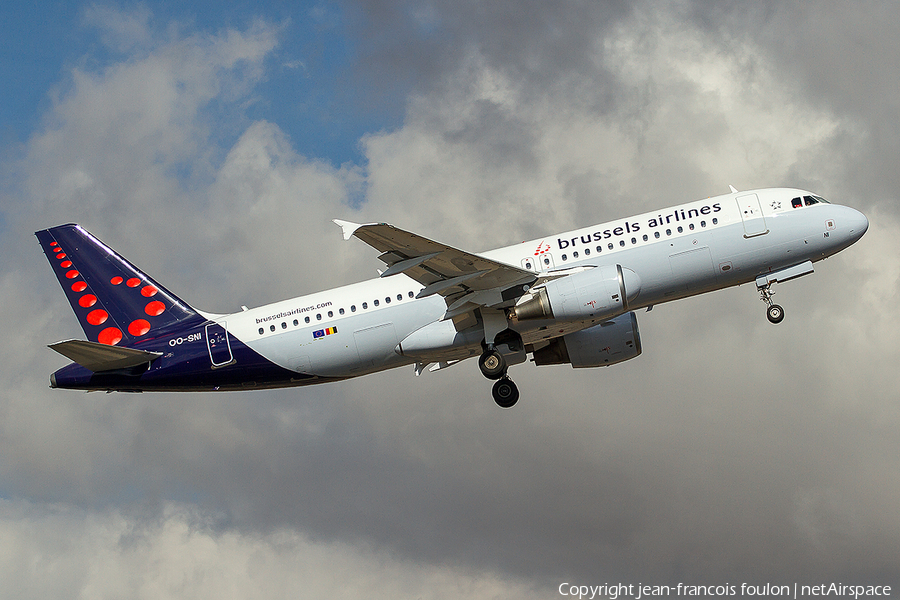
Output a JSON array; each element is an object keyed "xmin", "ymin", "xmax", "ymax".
[{"xmin": 1, "ymin": 1, "xmax": 898, "ymax": 598}]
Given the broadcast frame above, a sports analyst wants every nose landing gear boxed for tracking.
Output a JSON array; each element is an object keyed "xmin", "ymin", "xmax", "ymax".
[{"xmin": 758, "ymin": 284, "xmax": 785, "ymax": 324}]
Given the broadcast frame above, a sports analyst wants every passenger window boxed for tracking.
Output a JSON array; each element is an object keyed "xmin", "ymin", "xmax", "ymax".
[
  {"xmin": 408, "ymin": 291, "xmax": 414, "ymax": 298},
  {"xmin": 351, "ymin": 305, "xmax": 356, "ymax": 312},
  {"xmin": 713, "ymin": 218, "xmax": 718, "ymax": 225},
  {"xmin": 362, "ymin": 302, "xmax": 368, "ymax": 309},
  {"xmin": 619, "ymin": 240, "xmax": 625, "ymax": 247},
  {"xmin": 282, "ymin": 322, "xmax": 287, "ymax": 329},
  {"xmin": 666, "ymin": 229, "xmax": 672, "ymax": 236},
  {"xmin": 689, "ymin": 223, "xmax": 694, "ymax": 230},
  {"xmin": 316, "ymin": 314, "xmax": 322, "ymax": 320},
  {"xmin": 562, "ymin": 254, "xmax": 567, "ymax": 261},
  {"xmin": 270, "ymin": 325, "xmax": 276, "ymax": 332},
  {"xmin": 374, "ymin": 299, "xmax": 379, "ymax": 307},
  {"xmin": 596, "ymin": 246, "xmax": 602, "ymax": 253},
  {"xmin": 700, "ymin": 221, "xmax": 706, "ymax": 227},
  {"xmin": 305, "ymin": 316, "xmax": 310, "ymax": 323},
  {"xmin": 677, "ymin": 226, "xmax": 683, "ymax": 233},
  {"xmin": 327, "ymin": 310, "xmax": 333, "ymax": 317},
  {"xmin": 258, "ymin": 328, "xmax": 264, "ymax": 335},
  {"xmin": 397, "ymin": 294, "xmax": 402, "ymax": 301},
  {"xmin": 643, "ymin": 234, "xmax": 648, "ymax": 241},
  {"xmin": 608, "ymin": 243, "xmax": 613, "ymax": 250},
  {"xmin": 585, "ymin": 248, "xmax": 590, "ymax": 255},
  {"xmin": 655, "ymin": 231, "xmax": 660, "ymax": 239},
  {"xmin": 573, "ymin": 251, "xmax": 579, "ymax": 258},
  {"xmin": 385, "ymin": 297, "xmax": 391, "ymax": 304},
  {"xmin": 544, "ymin": 257, "xmax": 550, "ymax": 265},
  {"xmin": 293, "ymin": 319, "xmax": 299, "ymax": 326},
  {"xmin": 339, "ymin": 308, "xmax": 345, "ymax": 315},
  {"xmin": 792, "ymin": 197, "xmax": 802, "ymax": 208},
  {"xmin": 631, "ymin": 237, "xmax": 636, "ymax": 244}
]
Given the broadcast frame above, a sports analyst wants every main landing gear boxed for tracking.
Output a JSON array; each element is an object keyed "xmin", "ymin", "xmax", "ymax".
[
  {"xmin": 479, "ymin": 347, "xmax": 519, "ymax": 408},
  {"xmin": 758, "ymin": 283, "xmax": 785, "ymax": 324}
]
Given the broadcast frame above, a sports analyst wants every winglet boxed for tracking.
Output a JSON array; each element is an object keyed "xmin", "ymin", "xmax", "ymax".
[
  {"xmin": 332, "ymin": 219, "xmax": 362, "ymax": 241},
  {"xmin": 729, "ymin": 185, "xmax": 739, "ymax": 194}
]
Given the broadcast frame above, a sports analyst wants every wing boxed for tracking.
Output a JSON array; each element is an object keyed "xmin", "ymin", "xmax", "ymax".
[{"xmin": 333, "ymin": 220, "xmax": 537, "ymax": 318}]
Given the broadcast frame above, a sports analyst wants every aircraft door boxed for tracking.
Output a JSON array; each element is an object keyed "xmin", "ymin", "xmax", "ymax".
[
  {"xmin": 736, "ymin": 194, "xmax": 768, "ymax": 237},
  {"xmin": 206, "ymin": 322, "xmax": 234, "ymax": 368}
]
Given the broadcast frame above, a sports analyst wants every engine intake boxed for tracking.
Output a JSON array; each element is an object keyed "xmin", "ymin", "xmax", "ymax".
[{"xmin": 532, "ymin": 311, "xmax": 642, "ymax": 368}]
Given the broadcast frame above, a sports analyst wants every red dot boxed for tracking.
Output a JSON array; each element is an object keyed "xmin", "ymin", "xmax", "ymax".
[
  {"xmin": 86, "ymin": 309, "xmax": 108, "ymax": 326},
  {"xmin": 66, "ymin": 270, "xmax": 80, "ymax": 279},
  {"xmin": 60, "ymin": 260, "xmax": 73, "ymax": 268},
  {"xmin": 141, "ymin": 285, "xmax": 158, "ymax": 297},
  {"xmin": 56, "ymin": 253, "xmax": 67, "ymax": 259},
  {"xmin": 72, "ymin": 281, "xmax": 87, "ymax": 292},
  {"xmin": 126, "ymin": 278, "xmax": 141, "ymax": 287},
  {"xmin": 51, "ymin": 242, "xmax": 59, "ymax": 248},
  {"xmin": 128, "ymin": 319, "xmax": 151, "ymax": 336},
  {"xmin": 144, "ymin": 301, "xmax": 165, "ymax": 316},
  {"xmin": 79, "ymin": 294, "xmax": 97, "ymax": 308},
  {"xmin": 98, "ymin": 327, "xmax": 123, "ymax": 346},
  {"xmin": 111, "ymin": 276, "xmax": 123, "ymax": 285}
]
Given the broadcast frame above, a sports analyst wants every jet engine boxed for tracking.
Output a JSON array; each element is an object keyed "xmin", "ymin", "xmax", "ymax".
[
  {"xmin": 511, "ymin": 264, "xmax": 641, "ymax": 322},
  {"xmin": 531, "ymin": 311, "xmax": 642, "ymax": 368}
]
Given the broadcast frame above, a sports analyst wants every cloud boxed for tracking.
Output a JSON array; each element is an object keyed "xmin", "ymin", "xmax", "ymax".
[
  {"xmin": 0, "ymin": 500, "xmax": 546, "ymax": 600},
  {"xmin": 1, "ymin": 1, "xmax": 898, "ymax": 596}
]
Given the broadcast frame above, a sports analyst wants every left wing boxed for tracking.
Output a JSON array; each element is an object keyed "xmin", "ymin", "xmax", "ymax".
[{"xmin": 333, "ymin": 220, "xmax": 537, "ymax": 318}]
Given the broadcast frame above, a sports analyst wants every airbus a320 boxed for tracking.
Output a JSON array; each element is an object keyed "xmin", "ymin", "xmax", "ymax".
[{"xmin": 37, "ymin": 187, "xmax": 868, "ymax": 408}]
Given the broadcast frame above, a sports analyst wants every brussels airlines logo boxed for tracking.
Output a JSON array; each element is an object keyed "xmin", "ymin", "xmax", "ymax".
[
  {"xmin": 533, "ymin": 241, "xmax": 551, "ymax": 256},
  {"xmin": 556, "ymin": 202, "xmax": 721, "ymax": 251}
]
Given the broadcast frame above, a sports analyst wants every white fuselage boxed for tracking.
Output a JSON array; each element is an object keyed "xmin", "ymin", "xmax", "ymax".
[{"xmin": 223, "ymin": 188, "xmax": 867, "ymax": 379}]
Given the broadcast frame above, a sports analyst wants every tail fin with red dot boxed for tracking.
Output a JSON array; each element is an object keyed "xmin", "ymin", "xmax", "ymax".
[{"xmin": 35, "ymin": 224, "xmax": 203, "ymax": 347}]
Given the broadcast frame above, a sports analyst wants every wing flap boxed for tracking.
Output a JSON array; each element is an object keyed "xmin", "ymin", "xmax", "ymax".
[{"xmin": 49, "ymin": 339, "xmax": 163, "ymax": 372}]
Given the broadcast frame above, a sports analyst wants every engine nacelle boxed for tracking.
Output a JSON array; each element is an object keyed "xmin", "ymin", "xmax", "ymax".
[
  {"xmin": 511, "ymin": 264, "xmax": 641, "ymax": 323},
  {"xmin": 532, "ymin": 311, "xmax": 642, "ymax": 368}
]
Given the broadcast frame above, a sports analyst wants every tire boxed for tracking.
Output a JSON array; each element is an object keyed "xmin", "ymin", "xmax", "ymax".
[
  {"xmin": 492, "ymin": 377, "xmax": 519, "ymax": 408},
  {"xmin": 767, "ymin": 304, "xmax": 785, "ymax": 324},
  {"xmin": 479, "ymin": 349, "xmax": 507, "ymax": 380}
]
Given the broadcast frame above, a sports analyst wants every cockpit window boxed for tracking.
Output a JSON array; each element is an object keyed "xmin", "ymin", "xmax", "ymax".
[
  {"xmin": 803, "ymin": 195, "xmax": 830, "ymax": 206},
  {"xmin": 791, "ymin": 197, "xmax": 803, "ymax": 208}
]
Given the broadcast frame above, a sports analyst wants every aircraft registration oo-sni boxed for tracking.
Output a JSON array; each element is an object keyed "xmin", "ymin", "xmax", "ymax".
[{"xmin": 38, "ymin": 187, "xmax": 867, "ymax": 408}]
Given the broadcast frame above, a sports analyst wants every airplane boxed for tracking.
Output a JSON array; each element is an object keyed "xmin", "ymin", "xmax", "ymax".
[{"xmin": 37, "ymin": 187, "xmax": 868, "ymax": 408}]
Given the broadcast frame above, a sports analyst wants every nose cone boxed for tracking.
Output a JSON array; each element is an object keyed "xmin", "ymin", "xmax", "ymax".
[
  {"xmin": 848, "ymin": 208, "xmax": 869, "ymax": 242},
  {"xmin": 835, "ymin": 205, "xmax": 868, "ymax": 248}
]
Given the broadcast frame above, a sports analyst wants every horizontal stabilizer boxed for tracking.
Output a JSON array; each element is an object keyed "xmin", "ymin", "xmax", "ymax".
[{"xmin": 49, "ymin": 339, "xmax": 162, "ymax": 372}]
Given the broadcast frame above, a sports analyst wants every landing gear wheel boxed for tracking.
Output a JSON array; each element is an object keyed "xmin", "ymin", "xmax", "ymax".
[
  {"xmin": 758, "ymin": 283, "xmax": 785, "ymax": 325},
  {"xmin": 767, "ymin": 304, "xmax": 785, "ymax": 324},
  {"xmin": 479, "ymin": 349, "xmax": 507, "ymax": 380},
  {"xmin": 492, "ymin": 377, "xmax": 519, "ymax": 408}
]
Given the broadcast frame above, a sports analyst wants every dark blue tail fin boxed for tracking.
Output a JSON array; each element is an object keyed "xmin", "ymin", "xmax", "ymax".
[{"xmin": 36, "ymin": 224, "xmax": 203, "ymax": 346}]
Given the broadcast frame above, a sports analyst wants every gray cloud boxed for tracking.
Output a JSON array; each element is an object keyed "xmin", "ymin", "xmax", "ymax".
[{"xmin": 1, "ymin": 1, "xmax": 898, "ymax": 597}]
